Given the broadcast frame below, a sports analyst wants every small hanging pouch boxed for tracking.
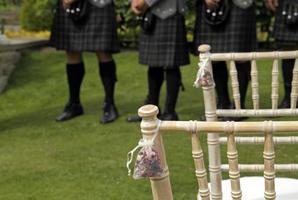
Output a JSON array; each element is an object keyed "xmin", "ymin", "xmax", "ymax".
[
  {"xmin": 127, "ymin": 120, "xmax": 165, "ymax": 179},
  {"xmin": 282, "ymin": 0, "xmax": 298, "ymax": 27},
  {"xmin": 194, "ymin": 52, "xmax": 214, "ymax": 88},
  {"xmin": 137, "ymin": 9, "xmax": 156, "ymax": 34},
  {"xmin": 202, "ymin": 0, "xmax": 230, "ymax": 26},
  {"xmin": 65, "ymin": 0, "xmax": 90, "ymax": 22}
]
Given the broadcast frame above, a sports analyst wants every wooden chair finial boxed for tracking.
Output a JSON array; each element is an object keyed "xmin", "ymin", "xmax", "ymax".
[
  {"xmin": 138, "ymin": 104, "xmax": 173, "ymax": 200},
  {"xmin": 138, "ymin": 104, "xmax": 159, "ymax": 119},
  {"xmin": 198, "ymin": 44, "xmax": 211, "ymax": 53}
]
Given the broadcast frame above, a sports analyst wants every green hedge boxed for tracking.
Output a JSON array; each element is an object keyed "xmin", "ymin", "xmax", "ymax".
[{"xmin": 20, "ymin": 0, "xmax": 56, "ymax": 31}]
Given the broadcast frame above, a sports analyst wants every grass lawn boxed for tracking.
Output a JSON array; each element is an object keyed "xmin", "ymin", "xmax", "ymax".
[{"xmin": 0, "ymin": 49, "xmax": 297, "ymax": 200}]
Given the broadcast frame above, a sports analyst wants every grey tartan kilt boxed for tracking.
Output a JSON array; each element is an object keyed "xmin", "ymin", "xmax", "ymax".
[
  {"xmin": 193, "ymin": 2, "xmax": 257, "ymax": 53},
  {"xmin": 139, "ymin": 14, "xmax": 190, "ymax": 69},
  {"xmin": 274, "ymin": 0, "xmax": 298, "ymax": 47},
  {"xmin": 49, "ymin": 1, "xmax": 120, "ymax": 53}
]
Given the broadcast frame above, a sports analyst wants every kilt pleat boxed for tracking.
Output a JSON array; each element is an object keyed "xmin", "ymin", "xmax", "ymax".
[
  {"xmin": 193, "ymin": 2, "xmax": 257, "ymax": 53},
  {"xmin": 50, "ymin": 1, "xmax": 120, "ymax": 53},
  {"xmin": 139, "ymin": 14, "xmax": 190, "ymax": 68},
  {"xmin": 274, "ymin": 0, "xmax": 298, "ymax": 45}
]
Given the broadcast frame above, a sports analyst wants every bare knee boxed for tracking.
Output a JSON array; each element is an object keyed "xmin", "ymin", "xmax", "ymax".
[
  {"xmin": 66, "ymin": 51, "xmax": 83, "ymax": 64},
  {"xmin": 96, "ymin": 51, "xmax": 113, "ymax": 62}
]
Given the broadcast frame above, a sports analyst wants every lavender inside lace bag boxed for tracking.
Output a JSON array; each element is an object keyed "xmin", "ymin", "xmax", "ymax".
[
  {"xmin": 194, "ymin": 53, "xmax": 214, "ymax": 88},
  {"xmin": 132, "ymin": 144, "xmax": 164, "ymax": 179},
  {"xmin": 127, "ymin": 121, "xmax": 165, "ymax": 179}
]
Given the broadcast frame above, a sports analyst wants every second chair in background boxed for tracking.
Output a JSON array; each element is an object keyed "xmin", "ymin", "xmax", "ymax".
[
  {"xmin": 193, "ymin": 0, "xmax": 257, "ymax": 114},
  {"xmin": 266, "ymin": 0, "xmax": 298, "ymax": 108}
]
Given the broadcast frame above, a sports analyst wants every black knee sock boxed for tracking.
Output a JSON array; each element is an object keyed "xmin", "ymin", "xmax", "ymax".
[
  {"xmin": 164, "ymin": 68, "xmax": 181, "ymax": 114},
  {"xmin": 212, "ymin": 61, "xmax": 230, "ymax": 107},
  {"xmin": 236, "ymin": 61, "xmax": 251, "ymax": 108},
  {"xmin": 146, "ymin": 67, "xmax": 164, "ymax": 105},
  {"xmin": 66, "ymin": 62, "xmax": 85, "ymax": 104},
  {"xmin": 99, "ymin": 60, "xmax": 117, "ymax": 105},
  {"xmin": 282, "ymin": 59, "xmax": 295, "ymax": 100}
]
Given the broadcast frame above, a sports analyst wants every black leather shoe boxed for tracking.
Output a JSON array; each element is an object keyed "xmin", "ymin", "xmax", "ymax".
[
  {"xmin": 279, "ymin": 98, "xmax": 291, "ymax": 108},
  {"xmin": 56, "ymin": 103, "xmax": 84, "ymax": 122},
  {"xmin": 100, "ymin": 103, "xmax": 119, "ymax": 124},
  {"xmin": 160, "ymin": 112, "xmax": 179, "ymax": 121},
  {"xmin": 127, "ymin": 115, "xmax": 142, "ymax": 122}
]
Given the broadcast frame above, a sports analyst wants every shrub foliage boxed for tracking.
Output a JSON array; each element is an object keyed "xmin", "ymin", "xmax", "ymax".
[{"xmin": 20, "ymin": 0, "xmax": 56, "ymax": 31}]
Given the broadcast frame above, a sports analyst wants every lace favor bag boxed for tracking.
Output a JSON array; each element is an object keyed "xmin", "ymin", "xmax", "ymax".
[
  {"xmin": 127, "ymin": 121, "xmax": 165, "ymax": 179},
  {"xmin": 194, "ymin": 53, "xmax": 214, "ymax": 88}
]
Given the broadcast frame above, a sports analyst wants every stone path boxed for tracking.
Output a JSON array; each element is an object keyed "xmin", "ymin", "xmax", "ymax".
[
  {"xmin": 0, "ymin": 36, "xmax": 48, "ymax": 93},
  {"xmin": 0, "ymin": 37, "xmax": 48, "ymax": 52},
  {"xmin": 0, "ymin": 10, "xmax": 49, "ymax": 93}
]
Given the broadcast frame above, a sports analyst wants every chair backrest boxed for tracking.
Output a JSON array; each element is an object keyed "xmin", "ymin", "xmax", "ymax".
[
  {"xmin": 195, "ymin": 45, "xmax": 298, "ymax": 199},
  {"xmin": 197, "ymin": 44, "xmax": 298, "ymax": 115},
  {"xmin": 136, "ymin": 105, "xmax": 298, "ymax": 200}
]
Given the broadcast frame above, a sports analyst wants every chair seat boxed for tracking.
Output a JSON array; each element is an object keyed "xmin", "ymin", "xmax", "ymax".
[
  {"xmin": 222, "ymin": 177, "xmax": 298, "ymax": 200},
  {"xmin": 198, "ymin": 177, "xmax": 298, "ymax": 200}
]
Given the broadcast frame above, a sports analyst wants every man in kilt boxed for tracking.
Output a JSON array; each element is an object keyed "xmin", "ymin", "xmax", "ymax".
[
  {"xmin": 193, "ymin": 0, "xmax": 256, "ymax": 119},
  {"xmin": 266, "ymin": 0, "xmax": 298, "ymax": 108},
  {"xmin": 127, "ymin": 0, "xmax": 190, "ymax": 122},
  {"xmin": 50, "ymin": 0, "xmax": 120, "ymax": 123}
]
